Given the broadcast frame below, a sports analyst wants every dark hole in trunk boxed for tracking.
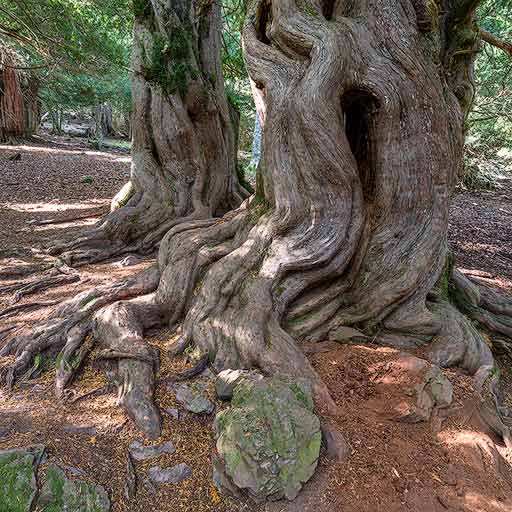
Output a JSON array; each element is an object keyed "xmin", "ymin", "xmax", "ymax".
[
  {"xmin": 341, "ymin": 90, "xmax": 379, "ymax": 202},
  {"xmin": 322, "ymin": 0, "xmax": 336, "ymax": 20},
  {"xmin": 256, "ymin": 0, "xmax": 272, "ymax": 45}
]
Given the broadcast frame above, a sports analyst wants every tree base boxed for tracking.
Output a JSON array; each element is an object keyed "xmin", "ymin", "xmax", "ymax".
[{"xmin": 2, "ymin": 197, "xmax": 512, "ymax": 440}]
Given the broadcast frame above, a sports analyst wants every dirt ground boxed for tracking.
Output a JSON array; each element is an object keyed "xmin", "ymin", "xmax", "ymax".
[{"xmin": 0, "ymin": 135, "xmax": 511, "ymax": 512}]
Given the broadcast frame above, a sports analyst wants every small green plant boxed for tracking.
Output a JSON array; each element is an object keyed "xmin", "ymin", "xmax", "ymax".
[
  {"xmin": 490, "ymin": 366, "xmax": 501, "ymax": 378},
  {"xmin": 81, "ymin": 175, "xmax": 94, "ymax": 184}
]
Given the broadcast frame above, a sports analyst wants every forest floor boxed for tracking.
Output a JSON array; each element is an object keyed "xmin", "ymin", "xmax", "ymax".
[{"xmin": 0, "ymin": 135, "xmax": 511, "ymax": 512}]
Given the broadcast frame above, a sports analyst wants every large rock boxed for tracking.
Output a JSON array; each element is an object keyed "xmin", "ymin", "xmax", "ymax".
[
  {"xmin": 38, "ymin": 464, "xmax": 110, "ymax": 512},
  {"xmin": 373, "ymin": 354, "xmax": 453, "ymax": 423},
  {"xmin": 171, "ymin": 382, "xmax": 214, "ymax": 414},
  {"xmin": 214, "ymin": 376, "xmax": 321, "ymax": 502},
  {"xmin": 0, "ymin": 446, "xmax": 44, "ymax": 512},
  {"xmin": 0, "ymin": 447, "xmax": 109, "ymax": 512}
]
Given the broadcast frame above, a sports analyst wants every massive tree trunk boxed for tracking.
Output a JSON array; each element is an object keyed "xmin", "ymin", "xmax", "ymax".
[
  {"xmin": 3, "ymin": 0, "xmax": 512, "ymax": 445},
  {"xmin": 48, "ymin": 0, "xmax": 249, "ymax": 265},
  {"xmin": 165, "ymin": 0, "xmax": 500, "ymax": 406}
]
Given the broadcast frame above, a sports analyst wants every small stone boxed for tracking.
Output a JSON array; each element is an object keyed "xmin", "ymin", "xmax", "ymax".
[
  {"xmin": 148, "ymin": 463, "xmax": 192, "ymax": 485},
  {"xmin": 373, "ymin": 355, "xmax": 453, "ymax": 424},
  {"xmin": 328, "ymin": 326, "xmax": 367, "ymax": 343},
  {"xmin": 321, "ymin": 423, "xmax": 349, "ymax": 463},
  {"xmin": 172, "ymin": 383, "xmax": 214, "ymax": 414},
  {"xmin": 200, "ymin": 367, "xmax": 216, "ymax": 380},
  {"xmin": 143, "ymin": 478, "xmax": 157, "ymax": 495},
  {"xmin": 114, "ymin": 255, "xmax": 141, "ymax": 268},
  {"xmin": 165, "ymin": 408, "xmax": 180, "ymax": 420},
  {"xmin": 129, "ymin": 440, "xmax": 175, "ymax": 461}
]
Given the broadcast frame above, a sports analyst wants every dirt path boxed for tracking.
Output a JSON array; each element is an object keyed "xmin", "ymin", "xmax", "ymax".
[{"xmin": 0, "ymin": 136, "xmax": 511, "ymax": 512}]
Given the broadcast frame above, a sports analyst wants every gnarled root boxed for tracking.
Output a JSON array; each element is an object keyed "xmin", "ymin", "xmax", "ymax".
[
  {"xmin": 451, "ymin": 268, "xmax": 512, "ymax": 340},
  {"xmin": 93, "ymin": 294, "xmax": 164, "ymax": 439},
  {"xmin": 0, "ymin": 266, "xmax": 160, "ymax": 397},
  {"xmin": 152, "ymin": 203, "xmax": 342, "ymax": 416}
]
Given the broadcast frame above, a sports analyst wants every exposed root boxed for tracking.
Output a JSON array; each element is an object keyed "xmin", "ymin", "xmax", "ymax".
[
  {"xmin": 451, "ymin": 268, "xmax": 512, "ymax": 343},
  {"xmin": 165, "ymin": 353, "xmax": 209, "ymax": 382},
  {"xmin": 92, "ymin": 294, "xmax": 164, "ymax": 438},
  {"xmin": 13, "ymin": 273, "xmax": 80, "ymax": 303},
  {"xmin": 0, "ymin": 301, "xmax": 60, "ymax": 319},
  {"xmin": 0, "ymin": 262, "xmax": 52, "ymax": 280},
  {"xmin": 27, "ymin": 207, "xmax": 108, "ymax": 226},
  {"xmin": 95, "ymin": 349, "xmax": 157, "ymax": 365},
  {"xmin": 0, "ymin": 325, "xmax": 18, "ymax": 341},
  {"xmin": 55, "ymin": 321, "xmax": 92, "ymax": 396},
  {"xmin": 66, "ymin": 384, "xmax": 113, "ymax": 405},
  {"xmin": 44, "ymin": 195, "xmax": 163, "ymax": 266},
  {"xmin": 0, "ymin": 266, "xmax": 160, "ymax": 394}
]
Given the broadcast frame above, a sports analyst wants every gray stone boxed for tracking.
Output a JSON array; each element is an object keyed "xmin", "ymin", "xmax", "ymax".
[
  {"xmin": 172, "ymin": 382, "xmax": 214, "ymax": 414},
  {"xmin": 328, "ymin": 326, "xmax": 368, "ymax": 343},
  {"xmin": 129, "ymin": 440, "xmax": 175, "ymax": 461},
  {"xmin": 321, "ymin": 423, "xmax": 349, "ymax": 463},
  {"xmin": 37, "ymin": 463, "xmax": 110, "ymax": 512},
  {"xmin": 214, "ymin": 376, "xmax": 322, "ymax": 502},
  {"xmin": 165, "ymin": 407, "xmax": 180, "ymax": 420},
  {"xmin": 114, "ymin": 254, "xmax": 141, "ymax": 267},
  {"xmin": 215, "ymin": 369, "xmax": 263, "ymax": 400},
  {"xmin": 148, "ymin": 463, "xmax": 192, "ymax": 485},
  {"xmin": 143, "ymin": 478, "xmax": 157, "ymax": 494},
  {"xmin": 200, "ymin": 367, "xmax": 216, "ymax": 380},
  {"xmin": 0, "ymin": 446, "xmax": 44, "ymax": 512}
]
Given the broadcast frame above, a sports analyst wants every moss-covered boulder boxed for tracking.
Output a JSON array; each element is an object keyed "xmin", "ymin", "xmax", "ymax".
[
  {"xmin": 37, "ymin": 464, "xmax": 110, "ymax": 512},
  {"xmin": 0, "ymin": 446, "xmax": 44, "ymax": 512},
  {"xmin": 213, "ymin": 376, "xmax": 321, "ymax": 502}
]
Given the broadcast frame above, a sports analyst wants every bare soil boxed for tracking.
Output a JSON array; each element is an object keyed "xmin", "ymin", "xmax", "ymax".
[{"xmin": 0, "ymin": 135, "xmax": 511, "ymax": 512}]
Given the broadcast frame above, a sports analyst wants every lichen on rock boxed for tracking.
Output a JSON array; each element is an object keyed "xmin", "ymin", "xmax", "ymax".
[
  {"xmin": 213, "ymin": 375, "xmax": 321, "ymax": 502},
  {"xmin": 38, "ymin": 463, "xmax": 110, "ymax": 512},
  {"xmin": 0, "ymin": 446, "xmax": 43, "ymax": 512}
]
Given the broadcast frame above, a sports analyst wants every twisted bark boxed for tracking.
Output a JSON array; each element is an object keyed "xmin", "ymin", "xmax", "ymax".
[{"xmin": 3, "ymin": 0, "xmax": 511, "ymax": 444}]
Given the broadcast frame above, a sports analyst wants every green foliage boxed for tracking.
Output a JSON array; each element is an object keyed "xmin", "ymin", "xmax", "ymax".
[
  {"xmin": 465, "ymin": 0, "xmax": 512, "ymax": 189},
  {"xmin": 133, "ymin": 0, "xmax": 151, "ymax": 19},
  {"xmin": 0, "ymin": 0, "xmax": 133, "ymax": 125},
  {"xmin": 222, "ymin": 0, "xmax": 255, "ymax": 152},
  {"xmin": 0, "ymin": 0, "xmax": 132, "ymax": 73},
  {"xmin": 81, "ymin": 175, "xmax": 94, "ymax": 184}
]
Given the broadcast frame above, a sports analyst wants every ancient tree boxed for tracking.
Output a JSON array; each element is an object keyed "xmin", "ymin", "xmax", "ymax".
[
  {"xmin": 2, "ymin": 0, "xmax": 512, "ymax": 445},
  {"xmin": 48, "ymin": 0, "xmax": 250, "ymax": 264}
]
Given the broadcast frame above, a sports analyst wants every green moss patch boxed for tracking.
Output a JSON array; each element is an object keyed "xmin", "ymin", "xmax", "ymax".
[{"xmin": 0, "ymin": 449, "xmax": 39, "ymax": 512}]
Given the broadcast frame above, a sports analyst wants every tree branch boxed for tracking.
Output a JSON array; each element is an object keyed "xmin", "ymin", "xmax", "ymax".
[{"xmin": 480, "ymin": 29, "xmax": 512, "ymax": 57}]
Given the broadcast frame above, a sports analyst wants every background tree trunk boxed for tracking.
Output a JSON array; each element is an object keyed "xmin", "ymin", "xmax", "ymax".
[
  {"xmin": 0, "ymin": 48, "xmax": 27, "ymax": 142},
  {"xmin": 22, "ymin": 76, "xmax": 40, "ymax": 137},
  {"xmin": 48, "ymin": 0, "xmax": 249, "ymax": 264}
]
